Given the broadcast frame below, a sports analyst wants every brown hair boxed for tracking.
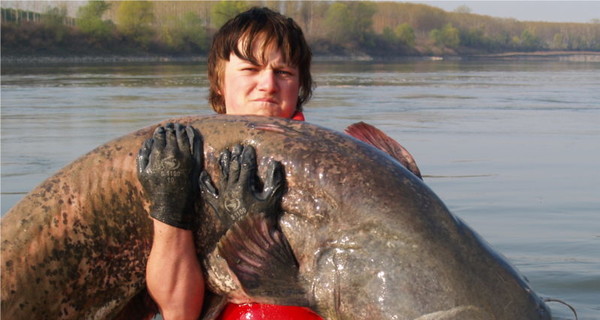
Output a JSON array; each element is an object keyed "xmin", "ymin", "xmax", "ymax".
[{"xmin": 208, "ymin": 7, "xmax": 313, "ymax": 114}]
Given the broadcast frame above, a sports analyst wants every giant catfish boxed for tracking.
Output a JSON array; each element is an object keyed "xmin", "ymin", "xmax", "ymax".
[{"xmin": 1, "ymin": 115, "xmax": 551, "ymax": 319}]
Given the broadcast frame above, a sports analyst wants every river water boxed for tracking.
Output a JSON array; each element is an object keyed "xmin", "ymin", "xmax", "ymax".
[{"xmin": 1, "ymin": 60, "xmax": 599, "ymax": 319}]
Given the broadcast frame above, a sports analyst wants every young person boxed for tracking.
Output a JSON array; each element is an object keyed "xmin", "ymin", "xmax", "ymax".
[{"xmin": 144, "ymin": 7, "xmax": 320, "ymax": 320}]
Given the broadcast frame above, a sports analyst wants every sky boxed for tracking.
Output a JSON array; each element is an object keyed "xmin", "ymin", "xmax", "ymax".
[
  {"xmin": 2, "ymin": 1, "xmax": 600, "ymax": 24},
  {"xmin": 413, "ymin": 1, "xmax": 600, "ymax": 23}
]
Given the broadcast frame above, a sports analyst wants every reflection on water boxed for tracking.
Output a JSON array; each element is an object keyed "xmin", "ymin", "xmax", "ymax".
[{"xmin": 2, "ymin": 60, "xmax": 599, "ymax": 319}]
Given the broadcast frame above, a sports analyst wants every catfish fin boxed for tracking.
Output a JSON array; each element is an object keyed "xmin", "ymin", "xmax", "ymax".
[
  {"xmin": 217, "ymin": 211, "xmax": 309, "ymax": 306},
  {"xmin": 345, "ymin": 121, "xmax": 422, "ymax": 179}
]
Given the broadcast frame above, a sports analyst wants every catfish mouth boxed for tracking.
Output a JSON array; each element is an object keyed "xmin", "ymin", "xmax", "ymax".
[
  {"xmin": 412, "ymin": 306, "xmax": 491, "ymax": 319},
  {"xmin": 543, "ymin": 297, "xmax": 577, "ymax": 320}
]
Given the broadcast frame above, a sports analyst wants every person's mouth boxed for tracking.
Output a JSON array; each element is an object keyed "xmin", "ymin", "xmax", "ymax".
[{"xmin": 253, "ymin": 97, "xmax": 278, "ymax": 104}]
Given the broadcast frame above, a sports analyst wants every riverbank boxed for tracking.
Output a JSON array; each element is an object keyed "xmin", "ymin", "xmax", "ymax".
[
  {"xmin": 0, "ymin": 54, "xmax": 206, "ymax": 66},
  {"xmin": 468, "ymin": 51, "xmax": 600, "ymax": 62},
  {"xmin": 2, "ymin": 51, "xmax": 600, "ymax": 66}
]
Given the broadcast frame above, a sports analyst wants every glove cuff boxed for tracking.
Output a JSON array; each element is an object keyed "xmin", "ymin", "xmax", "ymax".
[{"xmin": 150, "ymin": 206, "xmax": 196, "ymax": 230}]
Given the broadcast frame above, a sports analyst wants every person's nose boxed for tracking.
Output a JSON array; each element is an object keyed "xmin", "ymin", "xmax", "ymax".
[{"xmin": 257, "ymin": 70, "xmax": 277, "ymax": 93}]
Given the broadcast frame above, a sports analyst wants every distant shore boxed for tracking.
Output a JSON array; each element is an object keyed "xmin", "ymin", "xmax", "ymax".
[
  {"xmin": 0, "ymin": 54, "xmax": 207, "ymax": 66},
  {"xmin": 467, "ymin": 51, "xmax": 600, "ymax": 62},
  {"xmin": 2, "ymin": 51, "xmax": 600, "ymax": 66}
]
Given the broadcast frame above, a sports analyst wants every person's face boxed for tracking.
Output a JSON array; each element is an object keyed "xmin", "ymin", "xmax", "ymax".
[{"xmin": 221, "ymin": 43, "xmax": 300, "ymax": 118}]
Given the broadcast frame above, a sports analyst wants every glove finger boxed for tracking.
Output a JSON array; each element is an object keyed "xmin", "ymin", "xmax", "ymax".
[
  {"xmin": 152, "ymin": 126, "xmax": 166, "ymax": 151},
  {"xmin": 239, "ymin": 144, "xmax": 257, "ymax": 191},
  {"xmin": 259, "ymin": 160, "xmax": 285, "ymax": 202},
  {"xmin": 164, "ymin": 122, "xmax": 177, "ymax": 151},
  {"xmin": 229, "ymin": 144, "xmax": 243, "ymax": 184},
  {"xmin": 200, "ymin": 171, "xmax": 219, "ymax": 202},
  {"xmin": 187, "ymin": 126, "xmax": 203, "ymax": 182},
  {"xmin": 175, "ymin": 123, "xmax": 191, "ymax": 156},
  {"xmin": 137, "ymin": 138, "xmax": 153, "ymax": 175},
  {"xmin": 187, "ymin": 126, "xmax": 202, "ymax": 164},
  {"xmin": 219, "ymin": 149, "xmax": 231, "ymax": 185}
]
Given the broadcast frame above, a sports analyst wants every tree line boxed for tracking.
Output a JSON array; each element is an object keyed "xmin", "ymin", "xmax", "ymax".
[{"xmin": 2, "ymin": 0, "xmax": 599, "ymax": 57}]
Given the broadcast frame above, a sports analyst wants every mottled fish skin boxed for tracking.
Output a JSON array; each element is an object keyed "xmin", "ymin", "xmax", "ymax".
[
  {"xmin": 1, "ymin": 125, "xmax": 155, "ymax": 319},
  {"xmin": 1, "ymin": 115, "xmax": 551, "ymax": 320}
]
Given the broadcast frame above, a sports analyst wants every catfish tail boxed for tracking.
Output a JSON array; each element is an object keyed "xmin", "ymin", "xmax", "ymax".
[{"xmin": 345, "ymin": 122, "xmax": 422, "ymax": 179}]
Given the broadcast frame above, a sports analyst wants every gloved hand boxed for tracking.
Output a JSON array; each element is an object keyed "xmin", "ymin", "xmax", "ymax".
[
  {"xmin": 200, "ymin": 146, "xmax": 306, "ymax": 305},
  {"xmin": 137, "ymin": 123, "xmax": 202, "ymax": 230},
  {"xmin": 199, "ymin": 144, "xmax": 285, "ymax": 227}
]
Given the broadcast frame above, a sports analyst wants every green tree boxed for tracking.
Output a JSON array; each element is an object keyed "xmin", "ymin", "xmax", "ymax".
[
  {"xmin": 325, "ymin": 2, "xmax": 351, "ymax": 44},
  {"xmin": 76, "ymin": 0, "xmax": 113, "ymax": 41},
  {"xmin": 430, "ymin": 23, "xmax": 460, "ymax": 48},
  {"xmin": 519, "ymin": 29, "xmax": 543, "ymax": 51},
  {"xmin": 325, "ymin": 1, "xmax": 376, "ymax": 46},
  {"xmin": 41, "ymin": 5, "xmax": 68, "ymax": 42},
  {"xmin": 460, "ymin": 28, "xmax": 494, "ymax": 50},
  {"xmin": 210, "ymin": 1, "xmax": 249, "ymax": 29},
  {"xmin": 551, "ymin": 32, "xmax": 567, "ymax": 50},
  {"xmin": 382, "ymin": 26, "xmax": 396, "ymax": 43},
  {"xmin": 159, "ymin": 12, "xmax": 207, "ymax": 52},
  {"xmin": 352, "ymin": 1, "xmax": 377, "ymax": 43},
  {"xmin": 116, "ymin": 0, "xmax": 155, "ymax": 47},
  {"xmin": 443, "ymin": 24, "xmax": 460, "ymax": 48},
  {"xmin": 395, "ymin": 23, "xmax": 415, "ymax": 47}
]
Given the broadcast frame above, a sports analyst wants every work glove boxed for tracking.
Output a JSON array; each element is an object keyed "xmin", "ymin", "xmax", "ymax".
[
  {"xmin": 137, "ymin": 122, "xmax": 202, "ymax": 230},
  {"xmin": 199, "ymin": 144, "xmax": 285, "ymax": 227}
]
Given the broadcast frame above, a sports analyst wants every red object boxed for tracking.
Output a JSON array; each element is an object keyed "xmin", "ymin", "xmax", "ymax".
[
  {"xmin": 218, "ymin": 303, "xmax": 323, "ymax": 320},
  {"xmin": 291, "ymin": 111, "xmax": 305, "ymax": 121}
]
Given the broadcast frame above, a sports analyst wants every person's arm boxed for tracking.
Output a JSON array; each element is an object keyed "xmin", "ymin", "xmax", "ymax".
[
  {"xmin": 147, "ymin": 221, "xmax": 204, "ymax": 320},
  {"xmin": 137, "ymin": 123, "xmax": 204, "ymax": 320}
]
